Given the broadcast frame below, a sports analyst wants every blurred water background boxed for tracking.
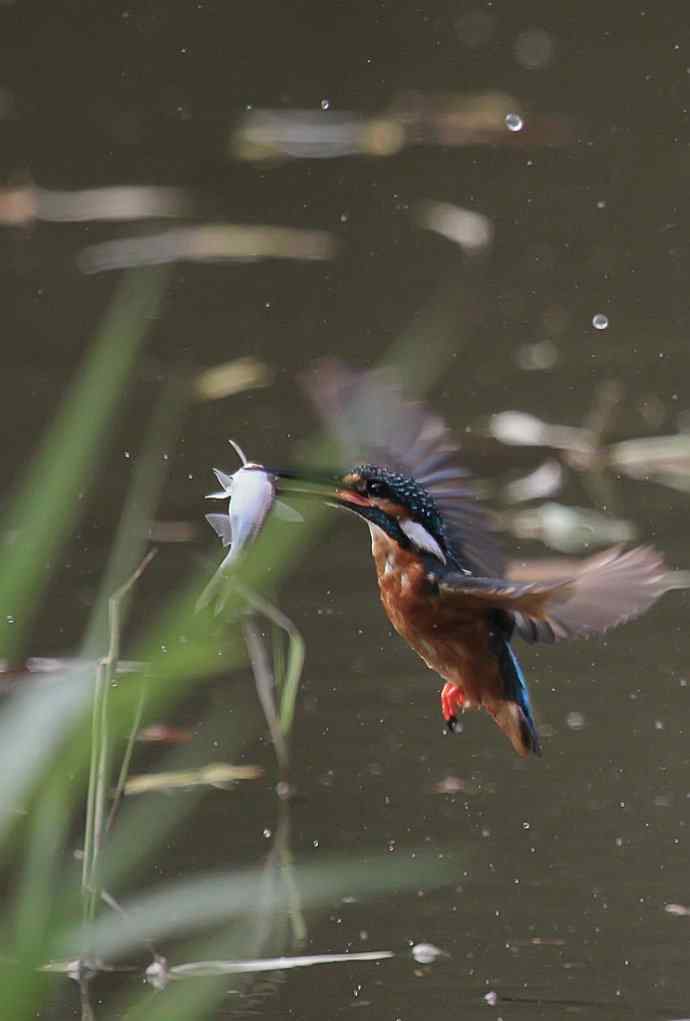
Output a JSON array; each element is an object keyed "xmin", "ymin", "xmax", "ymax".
[{"xmin": 1, "ymin": 3, "xmax": 690, "ymax": 1019}]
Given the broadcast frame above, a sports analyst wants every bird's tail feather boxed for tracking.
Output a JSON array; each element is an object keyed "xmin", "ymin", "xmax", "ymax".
[{"xmin": 491, "ymin": 638, "xmax": 541, "ymax": 757}]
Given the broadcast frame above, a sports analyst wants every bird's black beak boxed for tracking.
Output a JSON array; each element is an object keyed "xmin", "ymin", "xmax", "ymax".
[{"xmin": 268, "ymin": 467, "xmax": 370, "ymax": 511}]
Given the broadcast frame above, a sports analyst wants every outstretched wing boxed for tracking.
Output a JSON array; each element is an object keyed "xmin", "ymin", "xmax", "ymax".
[
  {"xmin": 431, "ymin": 544, "xmax": 683, "ymax": 642},
  {"xmin": 429, "ymin": 569, "xmax": 573, "ymax": 616},
  {"xmin": 508, "ymin": 545, "xmax": 681, "ymax": 642},
  {"xmin": 302, "ymin": 359, "xmax": 505, "ymax": 577}
]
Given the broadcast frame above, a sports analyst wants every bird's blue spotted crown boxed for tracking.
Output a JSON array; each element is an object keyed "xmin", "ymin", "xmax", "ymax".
[{"xmin": 350, "ymin": 463, "xmax": 450, "ymax": 550}]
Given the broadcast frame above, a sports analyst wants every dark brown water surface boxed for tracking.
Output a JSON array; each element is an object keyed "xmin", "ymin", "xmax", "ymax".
[{"xmin": 3, "ymin": 2, "xmax": 690, "ymax": 1018}]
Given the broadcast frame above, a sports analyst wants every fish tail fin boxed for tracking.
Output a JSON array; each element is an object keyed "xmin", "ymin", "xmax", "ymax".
[{"xmin": 195, "ymin": 557, "xmax": 234, "ymax": 614}]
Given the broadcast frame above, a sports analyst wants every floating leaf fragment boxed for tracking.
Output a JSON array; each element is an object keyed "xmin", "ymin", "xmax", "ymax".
[
  {"xmin": 195, "ymin": 357, "xmax": 272, "ymax": 402},
  {"xmin": 232, "ymin": 92, "xmax": 571, "ymax": 162},
  {"xmin": 506, "ymin": 502, "xmax": 637, "ymax": 554},
  {"xmin": 665, "ymin": 903, "xmax": 690, "ymax": 917},
  {"xmin": 136, "ymin": 724, "xmax": 193, "ymax": 745},
  {"xmin": 417, "ymin": 201, "xmax": 493, "ymax": 252},
  {"xmin": 609, "ymin": 434, "xmax": 690, "ymax": 491},
  {"xmin": 504, "ymin": 459, "xmax": 563, "ymax": 504},
  {"xmin": 124, "ymin": 763, "xmax": 263, "ymax": 795},
  {"xmin": 430, "ymin": 775, "xmax": 485, "ymax": 796},
  {"xmin": 489, "ymin": 410, "xmax": 591, "ymax": 455},
  {"xmin": 411, "ymin": 943, "xmax": 448, "ymax": 964},
  {"xmin": 79, "ymin": 224, "xmax": 336, "ymax": 273},
  {"xmin": 0, "ymin": 184, "xmax": 189, "ymax": 226}
]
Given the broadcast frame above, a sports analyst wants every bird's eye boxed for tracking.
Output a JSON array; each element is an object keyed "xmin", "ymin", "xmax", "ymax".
[{"xmin": 366, "ymin": 479, "xmax": 388, "ymax": 498}]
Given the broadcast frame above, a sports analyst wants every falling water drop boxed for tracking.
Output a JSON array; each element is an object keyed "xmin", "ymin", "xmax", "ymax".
[
  {"xmin": 320, "ymin": 98, "xmax": 331, "ymax": 110},
  {"xmin": 505, "ymin": 112, "xmax": 523, "ymax": 132},
  {"xmin": 592, "ymin": 313, "xmax": 609, "ymax": 330}
]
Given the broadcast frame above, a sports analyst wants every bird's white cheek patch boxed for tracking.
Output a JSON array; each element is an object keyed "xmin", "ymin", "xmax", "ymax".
[{"xmin": 399, "ymin": 519, "xmax": 447, "ymax": 564}]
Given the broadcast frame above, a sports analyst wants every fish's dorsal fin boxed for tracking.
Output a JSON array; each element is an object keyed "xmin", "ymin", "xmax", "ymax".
[
  {"xmin": 205, "ymin": 513, "xmax": 233, "ymax": 547},
  {"xmin": 228, "ymin": 439, "xmax": 248, "ymax": 466}
]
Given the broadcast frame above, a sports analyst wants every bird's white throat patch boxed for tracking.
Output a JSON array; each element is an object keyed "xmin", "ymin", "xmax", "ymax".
[
  {"xmin": 369, "ymin": 519, "xmax": 446, "ymax": 566},
  {"xmin": 399, "ymin": 518, "xmax": 447, "ymax": 564}
]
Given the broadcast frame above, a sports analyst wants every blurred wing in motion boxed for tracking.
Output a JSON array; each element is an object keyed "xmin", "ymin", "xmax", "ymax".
[
  {"xmin": 302, "ymin": 359, "xmax": 505, "ymax": 577},
  {"xmin": 508, "ymin": 545, "xmax": 685, "ymax": 642},
  {"xmin": 430, "ymin": 570, "xmax": 573, "ymax": 617}
]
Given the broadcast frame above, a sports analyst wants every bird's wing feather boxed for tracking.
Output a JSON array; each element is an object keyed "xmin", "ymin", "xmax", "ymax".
[
  {"xmin": 430, "ymin": 569, "xmax": 573, "ymax": 615},
  {"xmin": 508, "ymin": 545, "xmax": 678, "ymax": 642},
  {"xmin": 302, "ymin": 359, "xmax": 505, "ymax": 577}
]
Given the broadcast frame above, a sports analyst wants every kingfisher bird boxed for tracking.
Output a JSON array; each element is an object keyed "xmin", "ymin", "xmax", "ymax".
[{"xmin": 273, "ymin": 361, "xmax": 681, "ymax": 758}]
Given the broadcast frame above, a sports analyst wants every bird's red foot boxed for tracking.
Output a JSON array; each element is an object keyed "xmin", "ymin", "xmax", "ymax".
[{"xmin": 441, "ymin": 682, "xmax": 465, "ymax": 733}]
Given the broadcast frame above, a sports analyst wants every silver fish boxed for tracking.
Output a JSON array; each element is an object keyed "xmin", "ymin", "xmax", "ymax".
[{"xmin": 197, "ymin": 441, "xmax": 302, "ymax": 611}]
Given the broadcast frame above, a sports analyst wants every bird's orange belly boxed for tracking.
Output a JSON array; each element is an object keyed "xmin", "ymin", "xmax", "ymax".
[{"xmin": 370, "ymin": 528, "xmax": 500, "ymax": 707}]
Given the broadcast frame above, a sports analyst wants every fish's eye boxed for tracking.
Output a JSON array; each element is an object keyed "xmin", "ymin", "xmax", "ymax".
[{"xmin": 366, "ymin": 479, "xmax": 388, "ymax": 498}]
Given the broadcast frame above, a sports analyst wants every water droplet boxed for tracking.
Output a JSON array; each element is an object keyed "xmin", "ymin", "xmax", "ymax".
[
  {"xmin": 5, "ymin": 615, "xmax": 15, "ymax": 625},
  {"xmin": 522, "ymin": 821, "xmax": 530, "ymax": 830},
  {"xmin": 566, "ymin": 711, "xmax": 586, "ymax": 730},
  {"xmin": 124, "ymin": 450, "xmax": 131, "ymax": 459},
  {"xmin": 320, "ymin": 98, "xmax": 330, "ymax": 110},
  {"xmin": 484, "ymin": 990, "xmax": 498, "ymax": 1006},
  {"xmin": 592, "ymin": 313, "xmax": 609, "ymax": 330},
  {"xmin": 262, "ymin": 828, "xmax": 272, "ymax": 839},
  {"xmin": 505, "ymin": 112, "xmax": 523, "ymax": 132}
]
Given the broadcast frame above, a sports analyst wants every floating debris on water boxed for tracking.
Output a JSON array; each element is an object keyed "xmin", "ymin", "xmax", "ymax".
[
  {"xmin": 79, "ymin": 223, "xmax": 336, "ymax": 273},
  {"xmin": 124, "ymin": 762, "xmax": 263, "ymax": 795},
  {"xmin": 665, "ymin": 903, "xmax": 690, "ymax": 917},
  {"xmin": 609, "ymin": 434, "xmax": 690, "ymax": 492},
  {"xmin": 506, "ymin": 501, "xmax": 637, "ymax": 553},
  {"xmin": 146, "ymin": 950, "xmax": 394, "ymax": 989},
  {"xmin": 411, "ymin": 942, "xmax": 448, "ymax": 964},
  {"xmin": 503, "ymin": 460, "xmax": 563, "ymax": 504},
  {"xmin": 232, "ymin": 92, "xmax": 570, "ymax": 161},
  {"xmin": 488, "ymin": 410, "xmax": 591, "ymax": 456},
  {"xmin": 0, "ymin": 183, "xmax": 190, "ymax": 226},
  {"xmin": 136, "ymin": 724, "xmax": 194, "ymax": 745},
  {"xmin": 195, "ymin": 357, "xmax": 272, "ymax": 401},
  {"xmin": 417, "ymin": 200, "xmax": 493, "ymax": 252}
]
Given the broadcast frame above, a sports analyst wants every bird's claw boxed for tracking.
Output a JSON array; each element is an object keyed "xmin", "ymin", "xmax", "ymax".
[{"xmin": 441, "ymin": 681, "xmax": 465, "ymax": 733}]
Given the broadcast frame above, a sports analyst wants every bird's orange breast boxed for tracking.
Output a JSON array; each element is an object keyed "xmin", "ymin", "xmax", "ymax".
[{"xmin": 369, "ymin": 526, "xmax": 502, "ymax": 707}]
